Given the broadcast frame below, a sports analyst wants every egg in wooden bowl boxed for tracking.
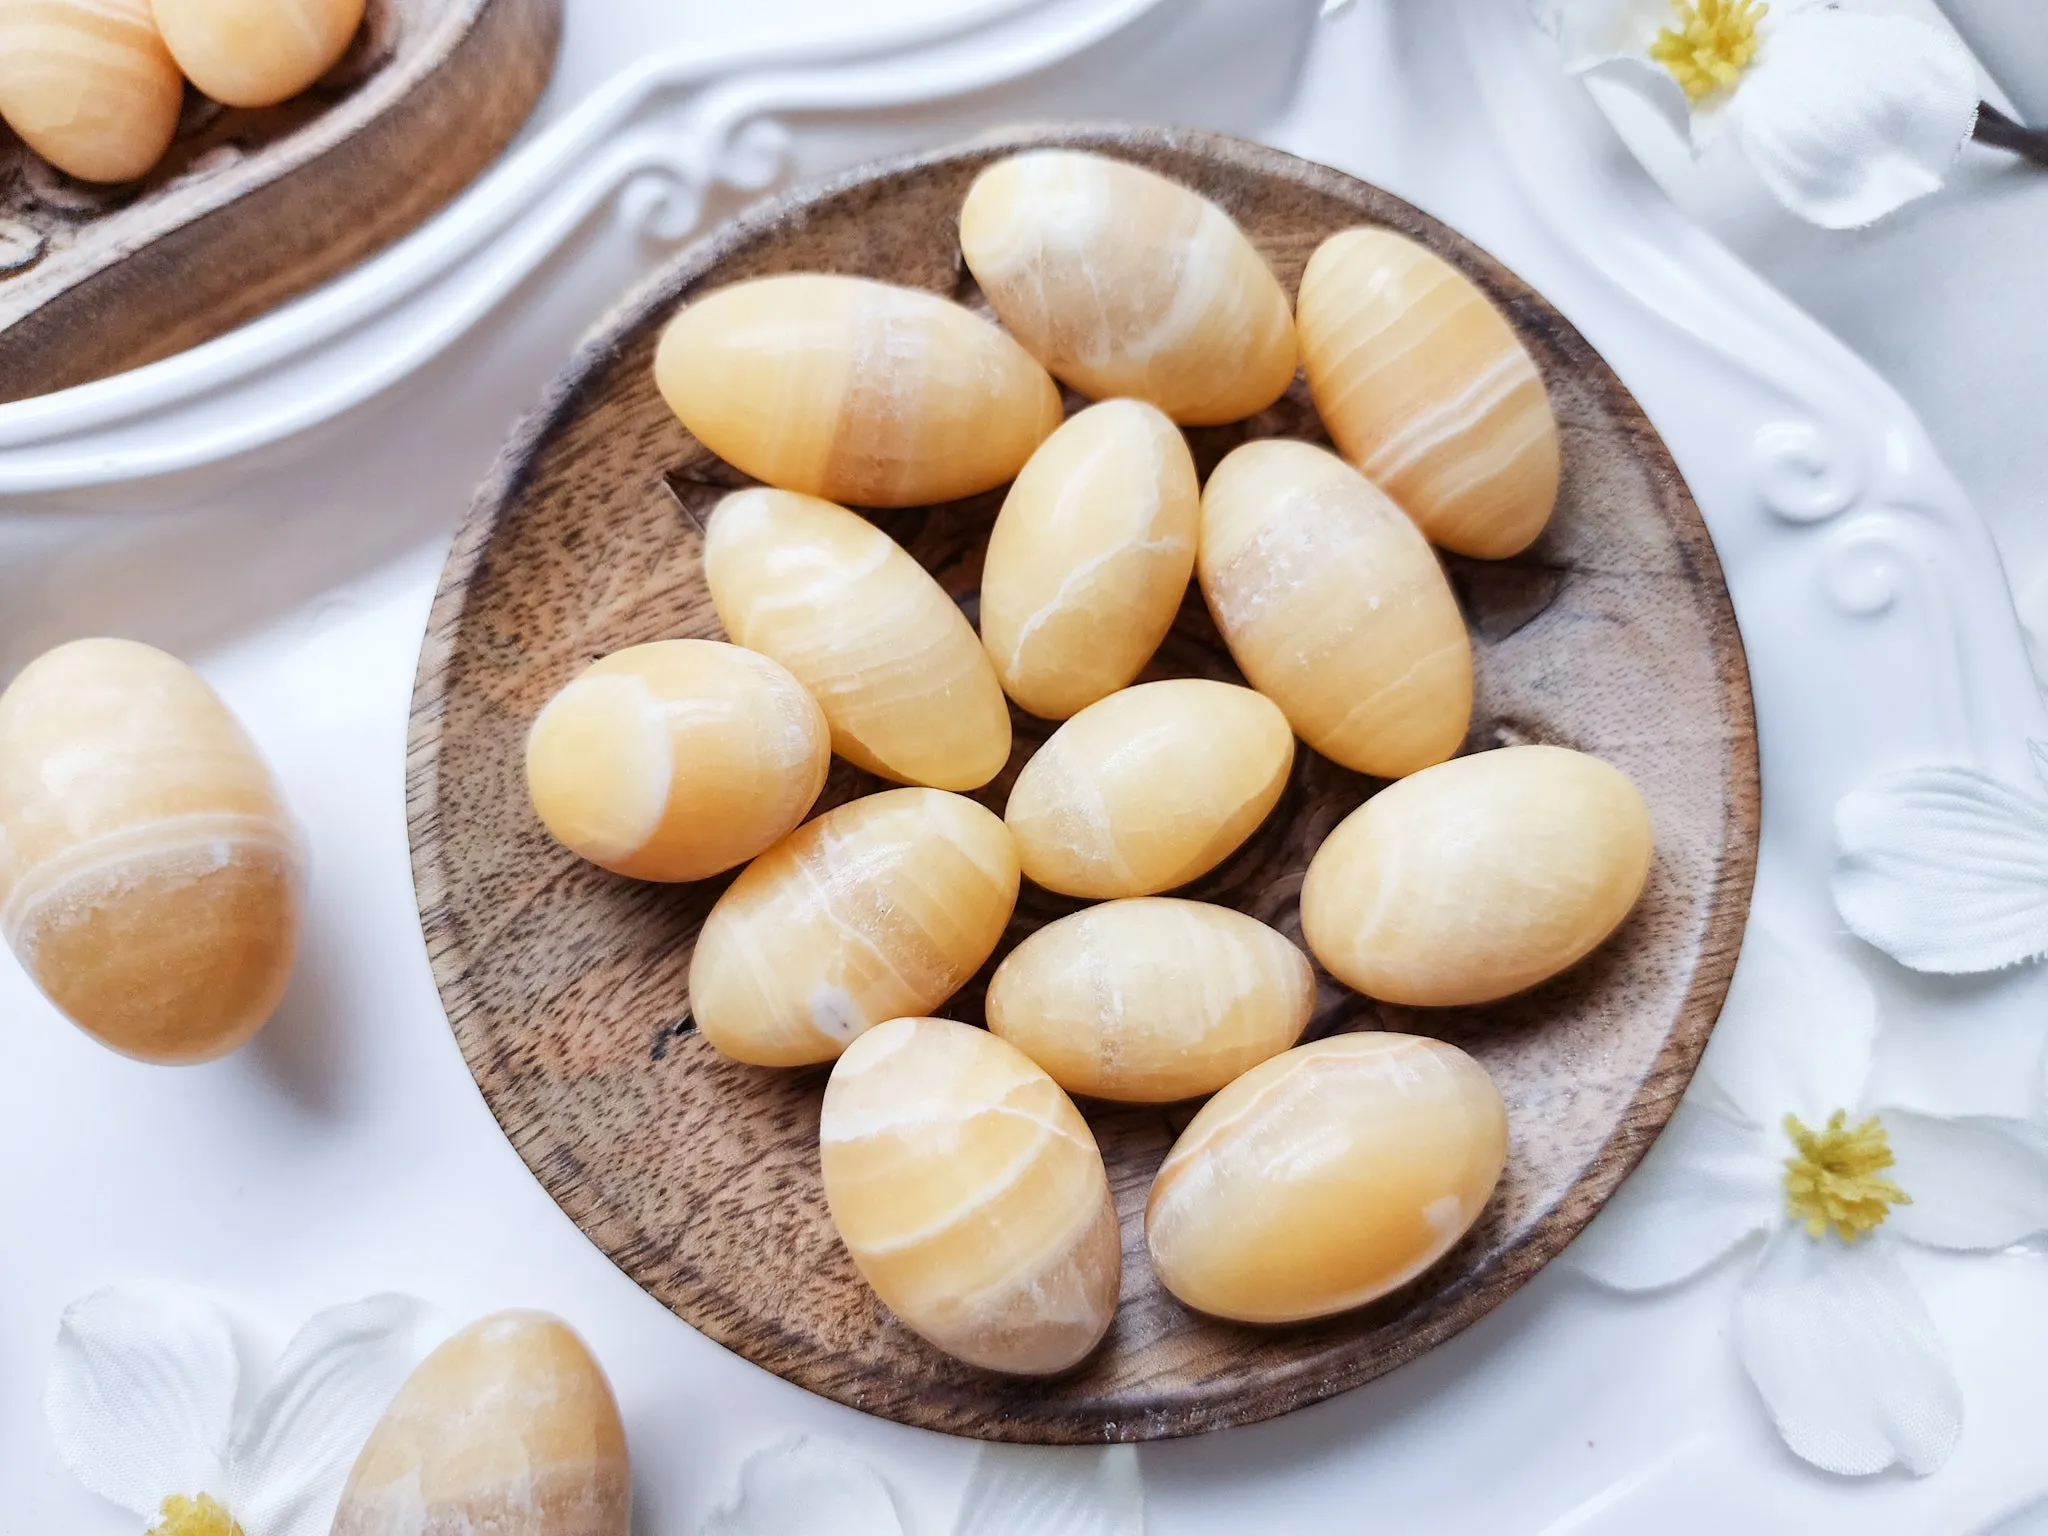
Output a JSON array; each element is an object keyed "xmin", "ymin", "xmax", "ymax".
[{"xmin": 407, "ymin": 125, "xmax": 1757, "ymax": 1442}]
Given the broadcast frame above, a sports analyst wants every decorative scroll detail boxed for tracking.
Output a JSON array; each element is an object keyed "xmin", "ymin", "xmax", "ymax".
[{"xmin": 1754, "ymin": 420, "xmax": 1863, "ymax": 526}]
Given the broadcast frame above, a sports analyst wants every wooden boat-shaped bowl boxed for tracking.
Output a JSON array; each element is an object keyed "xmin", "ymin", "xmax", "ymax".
[
  {"xmin": 0, "ymin": 0, "xmax": 560, "ymax": 402},
  {"xmin": 407, "ymin": 125, "xmax": 1760, "ymax": 1443}
]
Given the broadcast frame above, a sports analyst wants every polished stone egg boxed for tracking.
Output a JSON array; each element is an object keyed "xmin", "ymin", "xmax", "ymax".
[
  {"xmin": 1300, "ymin": 745, "xmax": 1653, "ymax": 1007},
  {"xmin": 0, "ymin": 638, "xmax": 303, "ymax": 1063},
  {"xmin": 688, "ymin": 788, "xmax": 1020, "ymax": 1066},
  {"xmin": 524, "ymin": 639, "xmax": 828, "ymax": 883},
  {"xmin": 986, "ymin": 897, "xmax": 1313, "ymax": 1103},
  {"xmin": 1146, "ymin": 1033, "xmax": 1508, "ymax": 1324},
  {"xmin": 959, "ymin": 149, "xmax": 1298, "ymax": 425},
  {"xmin": 821, "ymin": 1015, "xmax": 1120, "ymax": 1374}
]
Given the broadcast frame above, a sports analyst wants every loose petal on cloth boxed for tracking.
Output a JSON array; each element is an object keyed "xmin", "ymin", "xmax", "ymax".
[
  {"xmin": 45, "ymin": 1283, "xmax": 239, "ymax": 1517},
  {"xmin": 1834, "ymin": 768, "xmax": 2048, "ymax": 973},
  {"xmin": 954, "ymin": 1444, "xmax": 1145, "ymax": 1536},
  {"xmin": 1733, "ymin": 1226, "xmax": 1961, "ymax": 1476},
  {"xmin": 1570, "ymin": 1079, "xmax": 1777, "ymax": 1290},
  {"xmin": 1883, "ymin": 1110, "xmax": 2048, "ymax": 1253},
  {"xmin": 1723, "ymin": 9, "xmax": 1978, "ymax": 228},
  {"xmin": 700, "ymin": 1439, "xmax": 906, "ymax": 1536},
  {"xmin": 227, "ymin": 1295, "xmax": 431, "ymax": 1536},
  {"xmin": 1695, "ymin": 930, "xmax": 1876, "ymax": 1129}
]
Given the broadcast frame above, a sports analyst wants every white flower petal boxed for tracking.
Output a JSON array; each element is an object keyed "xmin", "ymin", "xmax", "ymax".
[
  {"xmin": 1568, "ymin": 1078, "xmax": 1779, "ymax": 1290},
  {"xmin": 226, "ymin": 1294, "xmax": 431, "ymax": 1536},
  {"xmin": 1588, "ymin": 53, "xmax": 1695, "ymax": 142},
  {"xmin": 954, "ymin": 1445, "xmax": 1144, "ymax": 1536},
  {"xmin": 1694, "ymin": 929, "xmax": 1877, "ymax": 1129},
  {"xmin": 1734, "ymin": 1227, "xmax": 1961, "ymax": 1476},
  {"xmin": 1531, "ymin": 0, "xmax": 1671, "ymax": 72},
  {"xmin": 45, "ymin": 1283, "xmax": 239, "ymax": 1517},
  {"xmin": 1879, "ymin": 1109, "xmax": 2048, "ymax": 1252},
  {"xmin": 1834, "ymin": 767, "xmax": 2048, "ymax": 973},
  {"xmin": 1727, "ymin": 10, "xmax": 1979, "ymax": 228},
  {"xmin": 700, "ymin": 1438, "xmax": 905, "ymax": 1536}
]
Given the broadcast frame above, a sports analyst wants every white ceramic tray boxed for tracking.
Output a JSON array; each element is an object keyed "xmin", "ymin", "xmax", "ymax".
[{"xmin": 3, "ymin": 0, "xmax": 2046, "ymax": 1529}]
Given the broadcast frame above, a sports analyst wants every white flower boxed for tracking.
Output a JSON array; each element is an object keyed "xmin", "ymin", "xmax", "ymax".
[
  {"xmin": 702, "ymin": 1436, "xmax": 1144, "ymax": 1536},
  {"xmin": 1533, "ymin": 0, "xmax": 1980, "ymax": 227},
  {"xmin": 46, "ymin": 1284, "xmax": 429, "ymax": 1536},
  {"xmin": 1835, "ymin": 763, "xmax": 2048, "ymax": 973},
  {"xmin": 1570, "ymin": 933, "xmax": 2048, "ymax": 1475}
]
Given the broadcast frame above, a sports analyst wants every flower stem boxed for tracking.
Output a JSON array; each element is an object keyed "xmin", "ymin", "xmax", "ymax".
[{"xmin": 1974, "ymin": 102, "xmax": 2048, "ymax": 168}]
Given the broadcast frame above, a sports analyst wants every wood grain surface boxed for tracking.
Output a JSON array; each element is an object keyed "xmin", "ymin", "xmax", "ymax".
[
  {"xmin": 0, "ymin": 0, "xmax": 560, "ymax": 402},
  {"xmin": 407, "ymin": 126, "xmax": 1760, "ymax": 1443}
]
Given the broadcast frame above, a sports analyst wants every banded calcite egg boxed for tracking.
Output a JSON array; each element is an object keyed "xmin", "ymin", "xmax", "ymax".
[
  {"xmin": 1146, "ymin": 1033, "xmax": 1508, "ymax": 1323},
  {"xmin": 0, "ymin": 639, "xmax": 303, "ymax": 1064},
  {"xmin": 151, "ymin": 0, "xmax": 365, "ymax": 107},
  {"xmin": 332, "ymin": 1311, "xmax": 630, "ymax": 1536},
  {"xmin": 1005, "ymin": 678, "xmax": 1292, "ymax": 899},
  {"xmin": 1301, "ymin": 745, "xmax": 1653, "ymax": 1007},
  {"xmin": 689, "ymin": 789, "xmax": 1019, "ymax": 1066},
  {"xmin": 1298, "ymin": 228, "xmax": 1560, "ymax": 559},
  {"xmin": 978, "ymin": 399, "xmax": 1199, "ymax": 719},
  {"xmin": 1198, "ymin": 439, "xmax": 1471, "ymax": 778},
  {"xmin": 986, "ymin": 898, "xmax": 1313, "ymax": 1103},
  {"xmin": 524, "ymin": 640, "xmax": 828, "ymax": 883},
  {"xmin": 705, "ymin": 488, "xmax": 1011, "ymax": 791},
  {"xmin": 654, "ymin": 274, "xmax": 1062, "ymax": 507},
  {"xmin": 821, "ymin": 1016, "xmax": 1120, "ymax": 1373},
  {"xmin": 0, "ymin": 0, "xmax": 183, "ymax": 183},
  {"xmin": 958, "ymin": 149, "xmax": 1298, "ymax": 425}
]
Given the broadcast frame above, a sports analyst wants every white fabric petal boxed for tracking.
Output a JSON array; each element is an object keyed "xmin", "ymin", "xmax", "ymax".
[
  {"xmin": 1693, "ymin": 929, "xmax": 1876, "ymax": 1129},
  {"xmin": 1568, "ymin": 1078, "xmax": 1779, "ymax": 1290},
  {"xmin": 1733, "ymin": 1227, "xmax": 1961, "ymax": 1476},
  {"xmin": 954, "ymin": 1445, "xmax": 1144, "ymax": 1536},
  {"xmin": 1880, "ymin": 1109, "xmax": 2048, "ymax": 1252},
  {"xmin": 699, "ymin": 1438, "xmax": 905, "ymax": 1536},
  {"xmin": 226, "ymin": 1294, "xmax": 430, "ymax": 1536},
  {"xmin": 45, "ymin": 1283, "xmax": 239, "ymax": 1517},
  {"xmin": 1834, "ymin": 767, "xmax": 2048, "ymax": 973},
  {"xmin": 1530, "ymin": 0, "xmax": 1671, "ymax": 71},
  {"xmin": 1726, "ymin": 9, "xmax": 1980, "ymax": 228}
]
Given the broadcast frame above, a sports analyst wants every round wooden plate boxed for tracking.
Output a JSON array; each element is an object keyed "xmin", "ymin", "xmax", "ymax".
[
  {"xmin": 0, "ymin": 0, "xmax": 560, "ymax": 402},
  {"xmin": 407, "ymin": 125, "xmax": 1759, "ymax": 1443}
]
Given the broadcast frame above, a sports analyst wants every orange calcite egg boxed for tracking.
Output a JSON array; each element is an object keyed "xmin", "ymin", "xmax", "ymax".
[
  {"xmin": 1298, "ymin": 228, "xmax": 1560, "ymax": 559},
  {"xmin": 1146, "ymin": 1033, "xmax": 1508, "ymax": 1323},
  {"xmin": 959, "ymin": 150, "xmax": 1298, "ymax": 425},
  {"xmin": 653, "ymin": 274, "xmax": 1062, "ymax": 507},
  {"xmin": 688, "ymin": 789, "xmax": 1019, "ymax": 1066},
  {"xmin": 524, "ymin": 640, "xmax": 828, "ymax": 883},
  {"xmin": 0, "ymin": 639, "xmax": 303, "ymax": 1063},
  {"xmin": 986, "ymin": 897, "xmax": 1313, "ymax": 1103},
  {"xmin": 1300, "ymin": 745, "xmax": 1653, "ymax": 1007},
  {"xmin": 0, "ymin": 0, "xmax": 182, "ymax": 183},
  {"xmin": 821, "ymin": 1016, "xmax": 1120, "ymax": 1373},
  {"xmin": 1005, "ymin": 679, "xmax": 1292, "ymax": 898},
  {"xmin": 705, "ymin": 488, "xmax": 1011, "ymax": 791},
  {"xmin": 1198, "ymin": 439, "xmax": 1471, "ymax": 778},
  {"xmin": 151, "ymin": 0, "xmax": 365, "ymax": 108},
  {"xmin": 332, "ymin": 1311, "xmax": 630, "ymax": 1536},
  {"xmin": 978, "ymin": 399, "xmax": 1199, "ymax": 720}
]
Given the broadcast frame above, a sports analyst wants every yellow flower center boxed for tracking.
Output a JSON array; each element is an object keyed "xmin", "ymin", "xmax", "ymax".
[
  {"xmin": 145, "ymin": 1494, "xmax": 244, "ymax": 1536},
  {"xmin": 1782, "ymin": 1109, "xmax": 1911, "ymax": 1242},
  {"xmin": 1649, "ymin": 0, "xmax": 1768, "ymax": 103}
]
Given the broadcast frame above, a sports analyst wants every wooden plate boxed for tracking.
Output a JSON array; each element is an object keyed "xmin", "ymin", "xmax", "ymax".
[
  {"xmin": 407, "ymin": 126, "xmax": 1759, "ymax": 1443},
  {"xmin": 0, "ymin": 0, "xmax": 560, "ymax": 402}
]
